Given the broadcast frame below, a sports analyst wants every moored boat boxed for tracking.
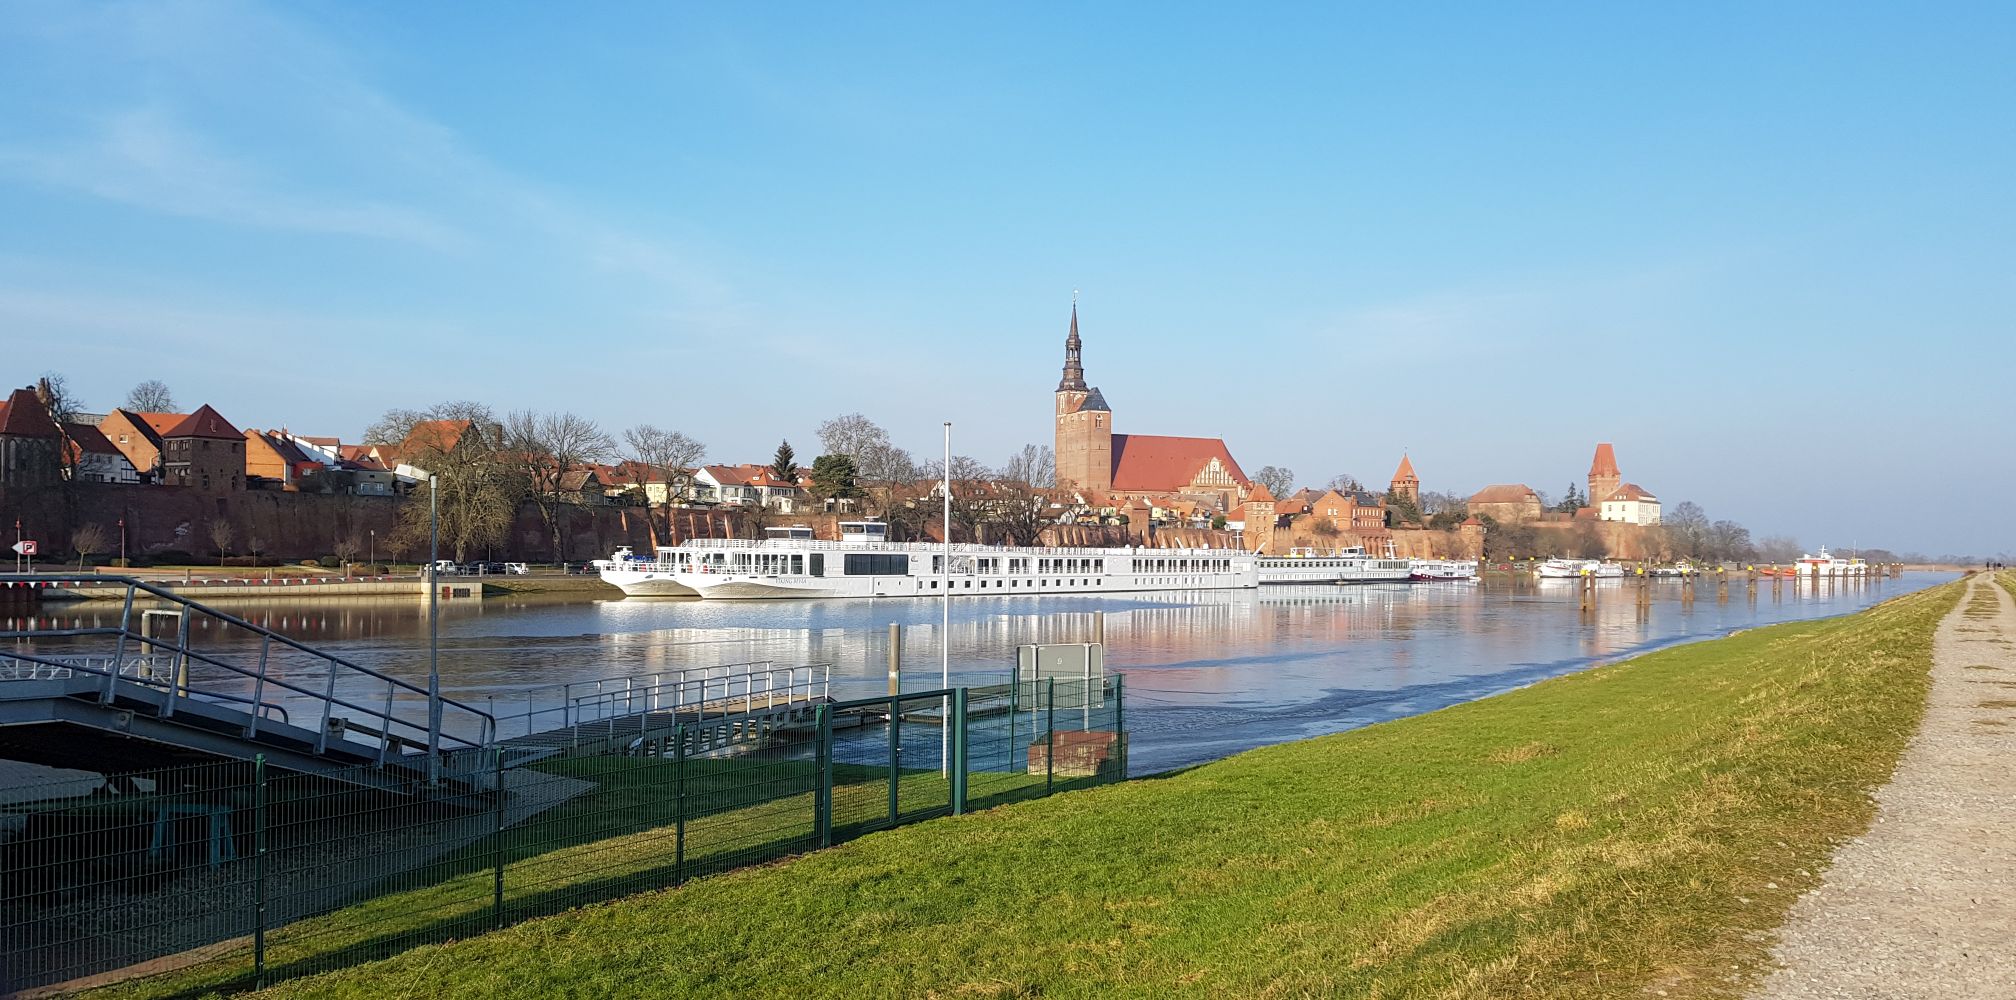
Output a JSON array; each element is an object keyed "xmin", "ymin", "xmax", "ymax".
[
  {"xmin": 1258, "ymin": 545, "xmax": 1413, "ymax": 585},
  {"xmin": 1408, "ymin": 559, "xmax": 1477, "ymax": 582},
  {"xmin": 602, "ymin": 520, "xmax": 1259, "ymax": 600}
]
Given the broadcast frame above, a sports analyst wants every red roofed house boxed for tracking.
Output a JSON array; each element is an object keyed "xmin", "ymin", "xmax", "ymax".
[
  {"xmin": 1468, "ymin": 484, "xmax": 1543, "ymax": 523},
  {"xmin": 99, "ymin": 408, "xmax": 190, "ymax": 482},
  {"xmin": 1052, "ymin": 303, "xmax": 1252, "ymax": 510},
  {"xmin": 63, "ymin": 422, "xmax": 139, "ymax": 484},
  {"xmin": 694, "ymin": 464, "xmax": 805, "ymax": 512},
  {"xmin": 161, "ymin": 405, "xmax": 245, "ymax": 493},
  {"xmin": 0, "ymin": 386, "xmax": 64, "ymax": 488},
  {"xmin": 1598, "ymin": 483, "xmax": 1662, "ymax": 525},
  {"xmin": 244, "ymin": 429, "xmax": 326, "ymax": 490}
]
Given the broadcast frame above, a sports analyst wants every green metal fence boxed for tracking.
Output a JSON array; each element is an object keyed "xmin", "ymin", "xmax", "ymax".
[{"xmin": 0, "ymin": 675, "xmax": 1124, "ymax": 996}]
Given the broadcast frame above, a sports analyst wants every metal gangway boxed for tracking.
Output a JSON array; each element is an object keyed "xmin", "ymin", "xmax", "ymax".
[
  {"xmin": 491, "ymin": 660, "xmax": 832, "ymax": 765},
  {"xmin": 0, "ymin": 574, "xmax": 494, "ymax": 793}
]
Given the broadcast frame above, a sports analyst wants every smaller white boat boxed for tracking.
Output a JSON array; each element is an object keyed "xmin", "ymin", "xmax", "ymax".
[
  {"xmin": 1536, "ymin": 558, "xmax": 1626, "ymax": 579},
  {"xmin": 1795, "ymin": 547, "xmax": 1867, "ymax": 577},
  {"xmin": 1408, "ymin": 559, "xmax": 1477, "ymax": 582}
]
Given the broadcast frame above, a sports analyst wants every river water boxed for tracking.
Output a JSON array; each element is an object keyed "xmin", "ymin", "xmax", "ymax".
[{"xmin": 5, "ymin": 573, "xmax": 1952, "ymax": 774}]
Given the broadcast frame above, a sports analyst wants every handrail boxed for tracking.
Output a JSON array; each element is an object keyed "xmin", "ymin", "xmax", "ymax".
[
  {"xmin": 491, "ymin": 660, "xmax": 831, "ymax": 740},
  {"xmin": 613, "ymin": 538, "xmax": 1249, "ymax": 559},
  {"xmin": 0, "ymin": 648, "xmax": 290, "ymax": 723},
  {"xmin": 1, "ymin": 574, "xmax": 495, "ymax": 760}
]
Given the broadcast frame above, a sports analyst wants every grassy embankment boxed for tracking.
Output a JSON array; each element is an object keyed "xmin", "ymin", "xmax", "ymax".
[{"xmin": 226, "ymin": 579, "xmax": 1965, "ymax": 999}]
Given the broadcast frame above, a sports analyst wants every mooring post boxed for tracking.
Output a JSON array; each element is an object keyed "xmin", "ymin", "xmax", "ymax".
[
  {"xmin": 886, "ymin": 622, "xmax": 901, "ymax": 696},
  {"xmin": 1092, "ymin": 610, "xmax": 1105, "ymax": 648}
]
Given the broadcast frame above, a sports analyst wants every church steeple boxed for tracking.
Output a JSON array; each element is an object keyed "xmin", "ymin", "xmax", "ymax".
[{"xmin": 1058, "ymin": 299, "xmax": 1087, "ymax": 391}]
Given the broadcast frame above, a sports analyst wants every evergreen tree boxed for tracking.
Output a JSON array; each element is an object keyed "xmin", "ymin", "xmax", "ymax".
[
  {"xmin": 770, "ymin": 440, "xmax": 798, "ymax": 482},
  {"xmin": 809, "ymin": 453, "xmax": 864, "ymax": 502}
]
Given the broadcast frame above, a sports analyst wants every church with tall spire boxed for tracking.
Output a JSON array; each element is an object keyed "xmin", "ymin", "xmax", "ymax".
[{"xmin": 1051, "ymin": 300, "xmax": 1251, "ymax": 510}]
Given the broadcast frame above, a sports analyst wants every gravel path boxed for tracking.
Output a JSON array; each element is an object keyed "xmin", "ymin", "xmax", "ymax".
[{"xmin": 1755, "ymin": 574, "xmax": 2016, "ymax": 998}]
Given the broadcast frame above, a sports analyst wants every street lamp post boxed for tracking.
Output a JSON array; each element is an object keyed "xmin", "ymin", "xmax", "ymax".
[
  {"xmin": 427, "ymin": 475, "xmax": 441, "ymax": 785},
  {"xmin": 369, "ymin": 529, "xmax": 376, "ymax": 577},
  {"xmin": 941, "ymin": 421, "xmax": 951, "ymax": 776},
  {"xmin": 118, "ymin": 517, "xmax": 126, "ymax": 569}
]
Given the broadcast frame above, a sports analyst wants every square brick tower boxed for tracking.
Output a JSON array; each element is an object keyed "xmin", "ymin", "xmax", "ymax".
[{"xmin": 1054, "ymin": 302, "xmax": 1113, "ymax": 492}]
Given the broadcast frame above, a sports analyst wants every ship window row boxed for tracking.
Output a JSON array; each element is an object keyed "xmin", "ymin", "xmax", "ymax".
[
  {"xmin": 844, "ymin": 553, "xmax": 911, "ymax": 576},
  {"xmin": 1136, "ymin": 558, "xmax": 1232, "ymax": 573}
]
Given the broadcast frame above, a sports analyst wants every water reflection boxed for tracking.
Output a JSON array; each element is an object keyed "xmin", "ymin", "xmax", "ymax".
[{"xmin": 4, "ymin": 574, "xmax": 1951, "ymax": 773}]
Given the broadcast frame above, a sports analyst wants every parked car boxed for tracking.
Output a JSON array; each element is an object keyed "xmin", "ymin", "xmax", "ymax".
[
  {"xmin": 503, "ymin": 562, "xmax": 529, "ymax": 575},
  {"xmin": 427, "ymin": 560, "xmax": 460, "ymax": 576}
]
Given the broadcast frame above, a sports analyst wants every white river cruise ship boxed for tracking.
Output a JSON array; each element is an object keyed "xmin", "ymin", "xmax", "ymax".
[{"xmin": 595, "ymin": 522, "xmax": 1259, "ymax": 600}]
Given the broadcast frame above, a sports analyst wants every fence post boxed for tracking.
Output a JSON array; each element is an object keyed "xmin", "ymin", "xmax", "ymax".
[
  {"xmin": 887, "ymin": 696, "xmax": 901, "ymax": 826},
  {"xmin": 1044, "ymin": 677, "xmax": 1055, "ymax": 796},
  {"xmin": 1113, "ymin": 672, "xmax": 1127, "ymax": 780},
  {"xmin": 253, "ymin": 755, "xmax": 268, "ymax": 988},
  {"xmin": 950, "ymin": 688, "xmax": 969, "ymax": 816},
  {"xmin": 492, "ymin": 748, "xmax": 506, "ymax": 927},
  {"xmin": 674, "ymin": 724, "xmax": 688, "ymax": 885},
  {"xmin": 1007, "ymin": 672, "xmax": 1019, "ymax": 771},
  {"xmin": 815, "ymin": 705, "xmax": 832, "ymax": 848}
]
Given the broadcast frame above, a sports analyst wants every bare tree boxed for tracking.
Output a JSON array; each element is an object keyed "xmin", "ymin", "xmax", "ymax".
[
  {"xmin": 388, "ymin": 402, "xmax": 518, "ymax": 562},
  {"xmin": 247, "ymin": 534, "xmax": 266, "ymax": 570},
  {"xmin": 1252, "ymin": 465, "xmax": 1295, "ymax": 499},
  {"xmin": 986, "ymin": 482, "xmax": 1056, "ymax": 546},
  {"xmin": 1001, "ymin": 444, "xmax": 1056, "ymax": 487},
  {"xmin": 333, "ymin": 533, "xmax": 362, "ymax": 574},
  {"xmin": 1755, "ymin": 535, "xmax": 1802, "ymax": 564},
  {"xmin": 623, "ymin": 424, "xmax": 705, "ymax": 534},
  {"xmin": 1324, "ymin": 474, "xmax": 1363, "ymax": 493},
  {"xmin": 125, "ymin": 380, "xmax": 177, "ymax": 412},
  {"xmin": 71, "ymin": 523, "xmax": 108, "ymax": 568},
  {"xmin": 505, "ymin": 410, "xmax": 614, "ymax": 563},
  {"xmin": 816, "ymin": 413, "xmax": 918, "ymax": 513},
  {"xmin": 36, "ymin": 372, "xmax": 84, "ymax": 425},
  {"xmin": 208, "ymin": 519, "xmax": 234, "ymax": 566}
]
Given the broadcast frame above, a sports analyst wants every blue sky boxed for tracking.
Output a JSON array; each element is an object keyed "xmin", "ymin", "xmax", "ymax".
[{"xmin": 3, "ymin": 1, "xmax": 2010, "ymax": 556}]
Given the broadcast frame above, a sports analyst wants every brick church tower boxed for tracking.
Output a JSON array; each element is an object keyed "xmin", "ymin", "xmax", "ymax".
[
  {"xmin": 1054, "ymin": 302, "xmax": 1113, "ymax": 492},
  {"xmin": 1588, "ymin": 443, "xmax": 1620, "ymax": 506}
]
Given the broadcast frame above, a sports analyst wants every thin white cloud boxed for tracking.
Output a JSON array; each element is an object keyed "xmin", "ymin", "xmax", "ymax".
[{"xmin": 0, "ymin": 106, "xmax": 466, "ymax": 249}]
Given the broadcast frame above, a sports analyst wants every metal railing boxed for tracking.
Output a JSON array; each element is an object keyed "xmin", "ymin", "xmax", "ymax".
[
  {"xmin": 0, "ymin": 574, "xmax": 494, "ymax": 762},
  {"xmin": 489, "ymin": 660, "xmax": 831, "ymax": 740}
]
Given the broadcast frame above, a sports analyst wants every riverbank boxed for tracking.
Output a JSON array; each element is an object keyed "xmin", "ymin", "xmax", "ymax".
[
  {"xmin": 232, "ymin": 580, "xmax": 1960, "ymax": 998},
  {"xmin": 479, "ymin": 576, "xmax": 623, "ymax": 597}
]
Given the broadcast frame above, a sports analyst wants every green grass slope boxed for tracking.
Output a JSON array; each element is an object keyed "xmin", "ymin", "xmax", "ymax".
[{"xmin": 256, "ymin": 583, "xmax": 1959, "ymax": 1000}]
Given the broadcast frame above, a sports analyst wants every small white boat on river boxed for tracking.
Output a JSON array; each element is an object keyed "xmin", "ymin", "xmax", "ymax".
[
  {"xmin": 1794, "ymin": 547, "xmax": 1868, "ymax": 577},
  {"xmin": 597, "ymin": 521, "xmax": 1258, "ymax": 600},
  {"xmin": 1536, "ymin": 558, "xmax": 1627, "ymax": 579},
  {"xmin": 1257, "ymin": 546, "xmax": 1413, "ymax": 585},
  {"xmin": 1409, "ymin": 559, "xmax": 1477, "ymax": 582}
]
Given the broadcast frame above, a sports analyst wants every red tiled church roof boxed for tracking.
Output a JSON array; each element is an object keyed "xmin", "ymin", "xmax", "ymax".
[
  {"xmin": 1109, "ymin": 433, "xmax": 1248, "ymax": 493},
  {"xmin": 164, "ymin": 404, "xmax": 241, "ymax": 440},
  {"xmin": 0, "ymin": 388, "xmax": 61, "ymax": 438}
]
